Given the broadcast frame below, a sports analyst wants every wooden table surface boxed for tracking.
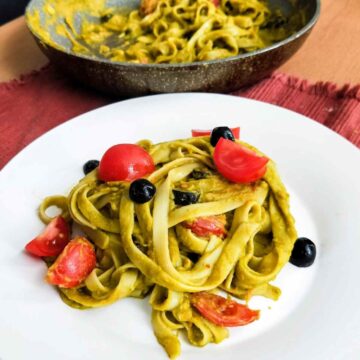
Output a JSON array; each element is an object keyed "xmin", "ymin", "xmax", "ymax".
[{"xmin": 0, "ymin": 0, "xmax": 360, "ymax": 85}]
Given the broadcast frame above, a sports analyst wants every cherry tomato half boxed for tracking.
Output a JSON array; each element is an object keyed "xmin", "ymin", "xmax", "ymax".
[
  {"xmin": 213, "ymin": 138, "xmax": 269, "ymax": 183},
  {"xmin": 98, "ymin": 144, "xmax": 155, "ymax": 182},
  {"xmin": 25, "ymin": 216, "xmax": 70, "ymax": 257},
  {"xmin": 183, "ymin": 215, "xmax": 227, "ymax": 237},
  {"xmin": 190, "ymin": 292, "xmax": 260, "ymax": 327},
  {"xmin": 46, "ymin": 237, "xmax": 96, "ymax": 288},
  {"xmin": 191, "ymin": 127, "xmax": 240, "ymax": 139}
]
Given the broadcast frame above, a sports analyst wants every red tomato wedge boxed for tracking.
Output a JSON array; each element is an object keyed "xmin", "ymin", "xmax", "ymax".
[
  {"xmin": 212, "ymin": 0, "xmax": 220, "ymax": 7},
  {"xmin": 25, "ymin": 216, "xmax": 70, "ymax": 257},
  {"xmin": 98, "ymin": 144, "xmax": 155, "ymax": 182},
  {"xmin": 192, "ymin": 127, "xmax": 240, "ymax": 139},
  {"xmin": 183, "ymin": 215, "xmax": 226, "ymax": 237},
  {"xmin": 214, "ymin": 138, "xmax": 269, "ymax": 183},
  {"xmin": 190, "ymin": 292, "xmax": 260, "ymax": 327},
  {"xmin": 46, "ymin": 237, "xmax": 96, "ymax": 288}
]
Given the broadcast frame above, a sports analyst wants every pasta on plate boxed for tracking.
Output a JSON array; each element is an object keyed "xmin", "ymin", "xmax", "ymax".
[{"xmin": 36, "ymin": 135, "xmax": 297, "ymax": 359}]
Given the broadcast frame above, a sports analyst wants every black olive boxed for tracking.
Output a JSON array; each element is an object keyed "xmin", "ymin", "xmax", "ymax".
[
  {"xmin": 187, "ymin": 252, "xmax": 200, "ymax": 263},
  {"xmin": 132, "ymin": 235, "xmax": 147, "ymax": 253},
  {"xmin": 290, "ymin": 237, "xmax": 316, "ymax": 267},
  {"xmin": 191, "ymin": 169, "xmax": 210, "ymax": 179},
  {"xmin": 83, "ymin": 160, "xmax": 100, "ymax": 175},
  {"xmin": 210, "ymin": 126, "xmax": 235, "ymax": 146},
  {"xmin": 100, "ymin": 14, "xmax": 113, "ymax": 22},
  {"xmin": 129, "ymin": 179, "xmax": 156, "ymax": 204},
  {"xmin": 173, "ymin": 190, "xmax": 199, "ymax": 206}
]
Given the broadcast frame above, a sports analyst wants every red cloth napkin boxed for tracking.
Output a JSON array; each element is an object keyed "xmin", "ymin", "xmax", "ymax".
[{"xmin": 1, "ymin": 65, "xmax": 359, "ymax": 169}]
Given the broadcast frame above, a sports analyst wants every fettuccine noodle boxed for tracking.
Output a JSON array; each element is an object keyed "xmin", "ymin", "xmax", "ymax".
[
  {"xmin": 39, "ymin": 136, "xmax": 297, "ymax": 359},
  {"xmin": 75, "ymin": 0, "xmax": 303, "ymax": 63}
]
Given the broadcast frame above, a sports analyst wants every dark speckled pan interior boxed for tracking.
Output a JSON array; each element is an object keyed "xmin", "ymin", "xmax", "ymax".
[{"xmin": 26, "ymin": 0, "xmax": 320, "ymax": 97}]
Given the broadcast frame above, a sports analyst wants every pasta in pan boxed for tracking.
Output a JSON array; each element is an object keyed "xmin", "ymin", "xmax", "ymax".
[
  {"xmin": 26, "ymin": 0, "xmax": 303, "ymax": 65},
  {"xmin": 76, "ymin": 0, "xmax": 302, "ymax": 64},
  {"xmin": 35, "ymin": 134, "xmax": 297, "ymax": 359}
]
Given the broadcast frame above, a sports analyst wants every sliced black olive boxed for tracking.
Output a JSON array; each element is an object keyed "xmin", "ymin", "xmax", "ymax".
[
  {"xmin": 191, "ymin": 169, "xmax": 210, "ymax": 179},
  {"xmin": 129, "ymin": 179, "xmax": 156, "ymax": 204},
  {"xmin": 210, "ymin": 126, "xmax": 235, "ymax": 146},
  {"xmin": 132, "ymin": 235, "xmax": 147, "ymax": 253},
  {"xmin": 187, "ymin": 252, "xmax": 200, "ymax": 263},
  {"xmin": 100, "ymin": 14, "xmax": 113, "ymax": 22},
  {"xmin": 290, "ymin": 237, "xmax": 316, "ymax": 267},
  {"xmin": 83, "ymin": 160, "xmax": 100, "ymax": 175},
  {"xmin": 173, "ymin": 190, "xmax": 199, "ymax": 206}
]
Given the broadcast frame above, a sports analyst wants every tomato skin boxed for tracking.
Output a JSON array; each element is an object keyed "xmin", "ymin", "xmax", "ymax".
[
  {"xmin": 98, "ymin": 144, "xmax": 155, "ymax": 182},
  {"xmin": 25, "ymin": 216, "xmax": 70, "ymax": 257},
  {"xmin": 46, "ymin": 237, "xmax": 96, "ymax": 288},
  {"xmin": 183, "ymin": 215, "xmax": 226, "ymax": 237},
  {"xmin": 212, "ymin": 0, "xmax": 220, "ymax": 7},
  {"xmin": 190, "ymin": 292, "xmax": 260, "ymax": 327},
  {"xmin": 192, "ymin": 127, "xmax": 240, "ymax": 139},
  {"xmin": 214, "ymin": 138, "xmax": 269, "ymax": 183}
]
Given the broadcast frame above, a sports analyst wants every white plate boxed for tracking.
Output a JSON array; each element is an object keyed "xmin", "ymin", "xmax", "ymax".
[{"xmin": 0, "ymin": 93, "xmax": 359, "ymax": 360}]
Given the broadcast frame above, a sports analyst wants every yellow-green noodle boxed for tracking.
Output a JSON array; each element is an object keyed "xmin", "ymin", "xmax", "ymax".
[
  {"xmin": 27, "ymin": 0, "xmax": 304, "ymax": 65},
  {"xmin": 81, "ymin": 0, "xmax": 302, "ymax": 63},
  {"xmin": 39, "ymin": 136, "xmax": 297, "ymax": 359}
]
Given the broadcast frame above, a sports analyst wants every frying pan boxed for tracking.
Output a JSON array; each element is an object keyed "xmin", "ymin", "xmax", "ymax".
[{"xmin": 26, "ymin": 0, "xmax": 320, "ymax": 97}]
